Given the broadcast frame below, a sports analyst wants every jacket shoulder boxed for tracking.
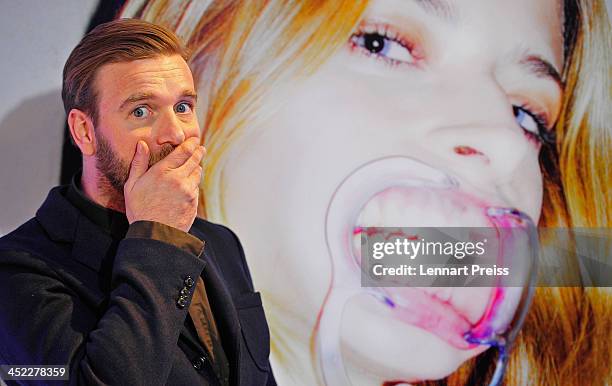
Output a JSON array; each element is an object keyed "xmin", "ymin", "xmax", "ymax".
[
  {"xmin": 0, "ymin": 217, "xmax": 53, "ymax": 256},
  {"xmin": 0, "ymin": 217, "xmax": 71, "ymax": 286},
  {"xmin": 0, "ymin": 185, "xmax": 74, "ymax": 255}
]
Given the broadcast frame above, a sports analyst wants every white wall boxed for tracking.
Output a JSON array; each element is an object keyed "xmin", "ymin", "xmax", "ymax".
[{"xmin": 0, "ymin": 0, "xmax": 98, "ymax": 235}]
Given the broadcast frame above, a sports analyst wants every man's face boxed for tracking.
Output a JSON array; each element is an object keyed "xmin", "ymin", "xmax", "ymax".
[{"xmin": 93, "ymin": 54, "xmax": 200, "ymax": 197}]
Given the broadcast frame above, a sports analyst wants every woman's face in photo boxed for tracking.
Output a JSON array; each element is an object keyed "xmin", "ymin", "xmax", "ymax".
[{"xmin": 212, "ymin": 0, "xmax": 563, "ymax": 382}]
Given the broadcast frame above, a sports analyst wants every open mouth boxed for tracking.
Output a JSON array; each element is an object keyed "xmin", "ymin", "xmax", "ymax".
[
  {"xmin": 352, "ymin": 185, "xmax": 496, "ymax": 349},
  {"xmin": 318, "ymin": 157, "xmax": 538, "ymax": 385},
  {"xmin": 324, "ymin": 156, "xmax": 533, "ymax": 351}
]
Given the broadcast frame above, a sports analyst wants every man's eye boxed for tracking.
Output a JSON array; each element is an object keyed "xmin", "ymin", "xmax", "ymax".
[
  {"xmin": 132, "ymin": 106, "xmax": 150, "ymax": 118},
  {"xmin": 175, "ymin": 102, "xmax": 193, "ymax": 114},
  {"xmin": 351, "ymin": 32, "xmax": 415, "ymax": 64}
]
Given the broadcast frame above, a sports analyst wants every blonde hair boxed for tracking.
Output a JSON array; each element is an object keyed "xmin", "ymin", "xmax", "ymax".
[{"xmin": 126, "ymin": 0, "xmax": 611, "ymax": 384}]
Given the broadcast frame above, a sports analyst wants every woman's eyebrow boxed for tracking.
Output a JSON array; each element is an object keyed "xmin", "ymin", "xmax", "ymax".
[
  {"xmin": 519, "ymin": 55, "xmax": 564, "ymax": 90},
  {"xmin": 413, "ymin": 0, "xmax": 457, "ymax": 22}
]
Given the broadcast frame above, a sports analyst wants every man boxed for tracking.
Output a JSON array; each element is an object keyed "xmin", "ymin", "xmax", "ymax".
[{"xmin": 0, "ymin": 19, "xmax": 275, "ymax": 386}]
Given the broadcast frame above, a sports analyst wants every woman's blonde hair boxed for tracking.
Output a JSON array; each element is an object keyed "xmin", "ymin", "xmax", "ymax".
[{"xmin": 125, "ymin": 0, "xmax": 611, "ymax": 384}]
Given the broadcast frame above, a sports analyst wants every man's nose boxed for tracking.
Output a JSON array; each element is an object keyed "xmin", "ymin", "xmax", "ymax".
[{"xmin": 154, "ymin": 109, "xmax": 187, "ymax": 146}]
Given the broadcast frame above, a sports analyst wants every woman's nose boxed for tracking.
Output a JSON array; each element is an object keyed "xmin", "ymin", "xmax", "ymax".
[
  {"xmin": 424, "ymin": 123, "xmax": 532, "ymax": 183},
  {"xmin": 417, "ymin": 78, "xmax": 539, "ymax": 194}
]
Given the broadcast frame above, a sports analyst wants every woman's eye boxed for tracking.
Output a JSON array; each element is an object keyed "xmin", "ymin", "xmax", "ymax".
[
  {"xmin": 513, "ymin": 106, "xmax": 541, "ymax": 135},
  {"xmin": 132, "ymin": 106, "xmax": 150, "ymax": 119},
  {"xmin": 351, "ymin": 32, "xmax": 415, "ymax": 64},
  {"xmin": 513, "ymin": 106, "xmax": 538, "ymax": 135},
  {"xmin": 512, "ymin": 105, "xmax": 556, "ymax": 145},
  {"xmin": 175, "ymin": 102, "xmax": 193, "ymax": 114}
]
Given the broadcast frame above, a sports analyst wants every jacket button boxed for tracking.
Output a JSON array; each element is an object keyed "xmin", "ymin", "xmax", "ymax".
[
  {"xmin": 180, "ymin": 287, "xmax": 190, "ymax": 296},
  {"xmin": 176, "ymin": 295, "xmax": 189, "ymax": 309},
  {"xmin": 192, "ymin": 356, "xmax": 206, "ymax": 370},
  {"xmin": 184, "ymin": 276, "xmax": 195, "ymax": 288}
]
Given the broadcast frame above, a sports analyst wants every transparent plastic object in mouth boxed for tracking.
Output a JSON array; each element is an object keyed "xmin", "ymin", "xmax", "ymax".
[{"xmin": 316, "ymin": 156, "xmax": 538, "ymax": 386}]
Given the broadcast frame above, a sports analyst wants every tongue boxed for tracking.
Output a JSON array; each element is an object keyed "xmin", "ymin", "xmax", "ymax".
[{"xmin": 352, "ymin": 185, "xmax": 499, "ymax": 342}]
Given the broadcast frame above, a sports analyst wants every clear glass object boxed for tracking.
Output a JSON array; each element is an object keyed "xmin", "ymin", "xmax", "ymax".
[{"xmin": 316, "ymin": 156, "xmax": 538, "ymax": 386}]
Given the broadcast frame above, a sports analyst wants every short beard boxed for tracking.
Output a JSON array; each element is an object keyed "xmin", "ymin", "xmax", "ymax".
[{"xmin": 95, "ymin": 132, "xmax": 175, "ymax": 210}]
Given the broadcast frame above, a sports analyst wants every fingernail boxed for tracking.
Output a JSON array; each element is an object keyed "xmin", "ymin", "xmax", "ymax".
[
  {"xmin": 138, "ymin": 141, "xmax": 148, "ymax": 154},
  {"xmin": 136, "ymin": 141, "xmax": 143, "ymax": 154}
]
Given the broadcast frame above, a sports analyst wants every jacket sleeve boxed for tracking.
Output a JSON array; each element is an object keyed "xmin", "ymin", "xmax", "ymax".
[{"xmin": 0, "ymin": 221, "xmax": 205, "ymax": 386}]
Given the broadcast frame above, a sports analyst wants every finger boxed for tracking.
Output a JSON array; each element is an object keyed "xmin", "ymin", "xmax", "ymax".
[
  {"xmin": 125, "ymin": 141, "xmax": 150, "ymax": 190},
  {"xmin": 177, "ymin": 145, "xmax": 206, "ymax": 176},
  {"xmin": 159, "ymin": 137, "xmax": 200, "ymax": 169},
  {"xmin": 187, "ymin": 163, "xmax": 203, "ymax": 194}
]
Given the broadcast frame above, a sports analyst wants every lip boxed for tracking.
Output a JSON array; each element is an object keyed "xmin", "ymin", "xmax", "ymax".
[
  {"xmin": 352, "ymin": 223, "xmax": 492, "ymax": 350},
  {"xmin": 325, "ymin": 157, "xmax": 502, "ymax": 351},
  {"xmin": 351, "ymin": 185, "xmax": 498, "ymax": 349},
  {"xmin": 376, "ymin": 287, "xmax": 478, "ymax": 350}
]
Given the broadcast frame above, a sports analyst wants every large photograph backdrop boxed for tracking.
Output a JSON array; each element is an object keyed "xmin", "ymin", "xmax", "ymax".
[{"xmin": 2, "ymin": 1, "xmax": 611, "ymax": 385}]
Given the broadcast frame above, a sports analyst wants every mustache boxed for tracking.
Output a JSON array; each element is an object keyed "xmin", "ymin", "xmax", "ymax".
[{"xmin": 148, "ymin": 144, "xmax": 176, "ymax": 168}]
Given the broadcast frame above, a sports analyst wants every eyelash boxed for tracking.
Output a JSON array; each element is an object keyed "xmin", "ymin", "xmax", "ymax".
[
  {"xmin": 350, "ymin": 22, "xmax": 557, "ymax": 147},
  {"xmin": 514, "ymin": 104, "xmax": 556, "ymax": 146},
  {"xmin": 131, "ymin": 102, "xmax": 194, "ymax": 118},
  {"xmin": 132, "ymin": 105, "xmax": 150, "ymax": 118},
  {"xmin": 175, "ymin": 101, "xmax": 194, "ymax": 113},
  {"xmin": 349, "ymin": 23, "xmax": 419, "ymax": 68}
]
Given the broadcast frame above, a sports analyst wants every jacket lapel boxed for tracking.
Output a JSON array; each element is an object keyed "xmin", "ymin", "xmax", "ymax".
[{"xmin": 35, "ymin": 186, "xmax": 111, "ymax": 307}]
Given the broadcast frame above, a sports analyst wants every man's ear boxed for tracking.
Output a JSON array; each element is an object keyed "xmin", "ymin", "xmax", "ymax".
[{"xmin": 67, "ymin": 109, "xmax": 96, "ymax": 156}]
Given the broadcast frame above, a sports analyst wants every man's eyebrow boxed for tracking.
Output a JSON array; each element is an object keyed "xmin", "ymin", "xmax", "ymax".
[
  {"xmin": 119, "ymin": 90, "xmax": 198, "ymax": 111},
  {"xmin": 180, "ymin": 90, "xmax": 198, "ymax": 100},
  {"xmin": 119, "ymin": 92, "xmax": 155, "ymax": 111},
  {"xmin": 413, "ymin": 0, "xmax": 457, "ymax": 22},
  {"xmin": 520, "ymin": 55, "xmax": 564, "ymax": 90}
]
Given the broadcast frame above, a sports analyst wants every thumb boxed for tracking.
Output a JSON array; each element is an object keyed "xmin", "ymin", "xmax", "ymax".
[{"xmin": 125, "ymin": 141, "xmax": 149, "ymax": 188}]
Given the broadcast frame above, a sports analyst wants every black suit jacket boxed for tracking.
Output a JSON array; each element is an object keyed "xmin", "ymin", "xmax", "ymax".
[{"xmin": 0, "ymin": 186, "xmax": 276, "ymax": 386}]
